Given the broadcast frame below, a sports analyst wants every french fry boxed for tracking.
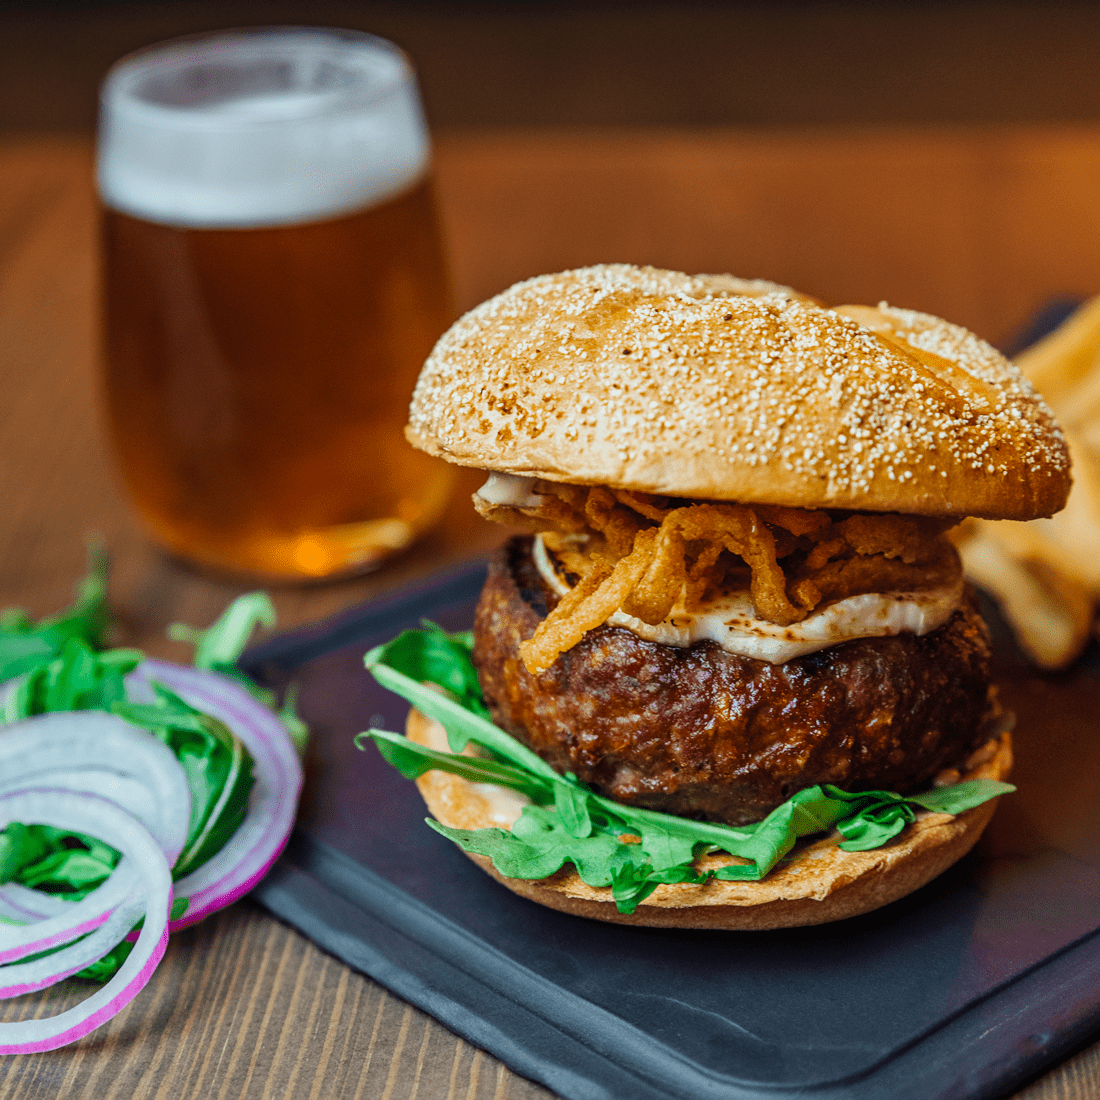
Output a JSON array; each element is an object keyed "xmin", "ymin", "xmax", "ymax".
[
  {"xmin": 1015, "ymin": 294, "xmax": 1100, "ymax": 409},
  {"xmin": 1027, "ymin": 429, "xmax": 1100, "ymax": 589},
  {"xmin": 955, "ymin": 520, "xmax": 1094, "ymax": 669},
  {"xmin": 959, "ymin": 302, "xmax": 1100, "ymax": 668}
]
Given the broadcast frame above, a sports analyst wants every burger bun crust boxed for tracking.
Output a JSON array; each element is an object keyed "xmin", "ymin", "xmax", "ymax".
[{"xmin": 407, "ymin": 265, "xmax": 1070, "ymax": 520}]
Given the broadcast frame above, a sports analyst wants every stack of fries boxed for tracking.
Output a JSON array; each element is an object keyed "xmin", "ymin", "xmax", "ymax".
[{"xmin": 955, "ymin": 298, "xmax": 1100, "ymax": 668}]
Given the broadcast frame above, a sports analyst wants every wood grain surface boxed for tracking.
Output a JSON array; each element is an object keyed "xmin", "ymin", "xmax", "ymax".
[{"xmin": 1, "ymin": 129, "xmax": 1100, "ymax": 1098}]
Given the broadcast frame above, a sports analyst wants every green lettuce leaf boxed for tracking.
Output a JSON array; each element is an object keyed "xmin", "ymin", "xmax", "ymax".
[
  {"xmin": 112, "ymin": 683, "xmax": 255, "ymax": 878},
  {"xmin": 362, "ymin": 626, "xmax": 1015, "ymax": 915},
  {"xmin": 0, "ymin": 546, "xmax": 109, "ymax": 681},
  {"xmin": 0, "ymin": 564, "xmax": 285, "ymax": 980},
  {"xmin": 170, "ymin": 593, "xmax": 308, "ymax": 754}
]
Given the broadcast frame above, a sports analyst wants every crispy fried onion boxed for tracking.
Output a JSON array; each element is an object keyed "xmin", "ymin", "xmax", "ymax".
[{"xmin": 476, "ymin": 484, "xmax": 960, "ymax": 674}]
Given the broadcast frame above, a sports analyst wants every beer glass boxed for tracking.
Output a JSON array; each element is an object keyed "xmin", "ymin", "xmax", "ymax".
[{"xmin": 97, "ymin": 28, "xmax": 455, "ymax": 579}]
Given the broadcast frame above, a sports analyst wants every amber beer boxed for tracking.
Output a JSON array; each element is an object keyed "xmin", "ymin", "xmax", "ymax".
[{"xmin": 97, "ymin": 29, "xmax": 455, "ymax": 578}]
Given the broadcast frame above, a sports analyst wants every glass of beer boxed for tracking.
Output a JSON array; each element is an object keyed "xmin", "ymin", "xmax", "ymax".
[{"xmin": 97, "ymin": 28, "xmax": 455, "ymax": 580}]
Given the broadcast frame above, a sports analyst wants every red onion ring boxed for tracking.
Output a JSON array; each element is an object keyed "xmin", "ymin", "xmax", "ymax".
[
  {"xmin": 0, "ymin": 789, "xmax": 172, "ymax": 1053},
  {"xmin": 0, "ymin": 766, "xmax": 173, "ymax": 924},
  {"xmin": 0, "ymin": 713, "xmax": 192, "ymax": 865},
  {"xmin": 0, "ymin": 662, "xmax": 301, "ymax": 1049},
  {"xmin": 0, "ymin": 665, "xmax": 302, "ymax": 931},
  {"xmin": 0, "ymin": 887, "xmax": 144, "ymax": 996},
  {"xmin": 132, "ymin": 661, "xmax": 302, "ymax": 930}
]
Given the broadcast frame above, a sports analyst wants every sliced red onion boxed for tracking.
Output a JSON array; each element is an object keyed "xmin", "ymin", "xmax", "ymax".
[
  {"xmin": 0, "ymin": 660, "xmax": 300, "ymax": 1052},
  {"xmin": 0, "ymin": 892, "xmax": 54, "ymax": 925},
  {"xmin": 0, "ymin": 765, "xmax": 165, "ymax": 925},
  {"xmin": 0, "ymin": 854, "xmax": 134, "ymax": 965},
  {"xmin": 0, "ymin": 666, "xmax": 301, "ymax": 931},
  {"xmin": 0, "ymin": 892, "xmax": 145, "ymax": 996},
  {"xmin": 131, "ymin": 661, "xmax": 302, "ymax": 930},
  {"xmin": 0, "ymin": 713, "xmax": 191, "ymax": 927},
  {"xmin": 0, "ymin": 789, "xmax": 171, "ymax": 1053},
  {"xmin": 0, "ymin": 713, "xmax": 191, "ymax": 865}
]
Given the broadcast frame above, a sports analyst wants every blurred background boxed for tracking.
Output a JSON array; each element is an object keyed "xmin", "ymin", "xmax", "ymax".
[
  {"xmin": 6, "ymin": 0, "xmax": 1100, "ymax": 343},
  {"xmin": 3, "ymin": 0, "xmax": 1100, "ymax": 133}
]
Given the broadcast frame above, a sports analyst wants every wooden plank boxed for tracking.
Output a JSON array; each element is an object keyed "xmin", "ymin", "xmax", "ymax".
[{"xmin": 0, "ymin": 903, "xmax": 555, "ymax": 1099}]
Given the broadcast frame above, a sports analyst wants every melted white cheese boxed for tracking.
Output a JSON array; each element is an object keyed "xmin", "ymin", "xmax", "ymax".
[
  {"xmin": 475, "ymin": 472, "xmax": 543, "ymax": 508},
  {"xmin": 533, "ymin": 535, "xmax": 962, "ymax": 664}
]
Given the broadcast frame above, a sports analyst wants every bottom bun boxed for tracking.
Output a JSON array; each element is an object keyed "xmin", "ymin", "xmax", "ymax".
[{"xmin": 407, "ymin": 708, "xmax": 1013, "ymax": 930}]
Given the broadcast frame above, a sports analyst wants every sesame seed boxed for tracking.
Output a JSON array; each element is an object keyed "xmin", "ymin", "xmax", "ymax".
[{"xmin": 406, "ymin": 264, "xmax": 1069, "ymax": 516}]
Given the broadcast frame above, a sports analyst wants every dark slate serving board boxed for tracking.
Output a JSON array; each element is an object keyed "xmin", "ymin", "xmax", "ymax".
[{"xmin": 243, "ymin": 559, "xmax": 1100, "ymax": 1100}]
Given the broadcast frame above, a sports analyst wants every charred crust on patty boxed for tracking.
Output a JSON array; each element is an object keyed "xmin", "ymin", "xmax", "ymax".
[{"xmin": 473, "ymin": 537, "xmax": 996, "ymax": 826}]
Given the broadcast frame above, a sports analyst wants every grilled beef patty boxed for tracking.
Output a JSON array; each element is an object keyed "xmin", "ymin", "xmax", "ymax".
[{"xmin": 472, "ymin": 537, "xmax": 996, "ymax": 826}]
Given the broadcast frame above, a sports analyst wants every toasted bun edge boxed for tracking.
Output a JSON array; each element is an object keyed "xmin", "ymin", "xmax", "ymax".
[{"xmin": 406, "ymin": 708, "xmax": 1013, "ymax": 930}]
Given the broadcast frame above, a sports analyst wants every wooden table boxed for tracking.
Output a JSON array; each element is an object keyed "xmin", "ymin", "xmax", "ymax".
[{"xmin": 2, "ymin": 127, "xmax": 1100, "ymax": 1098}]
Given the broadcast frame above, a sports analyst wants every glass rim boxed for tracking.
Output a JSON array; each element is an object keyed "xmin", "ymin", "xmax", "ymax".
[{"xmin": 99, "ymin": 26, "xmax": 418, "ymax": 132}]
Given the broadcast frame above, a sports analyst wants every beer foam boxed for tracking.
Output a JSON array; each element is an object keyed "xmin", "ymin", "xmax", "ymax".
[{"xmin": 97, "ymin": 29, "xmax": 432, "ymax": 228}]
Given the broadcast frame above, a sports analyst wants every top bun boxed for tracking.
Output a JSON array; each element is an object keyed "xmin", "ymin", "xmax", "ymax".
[{"xmin": 407, "ymin": 265, "xmax": 1070, "ymax": 520}]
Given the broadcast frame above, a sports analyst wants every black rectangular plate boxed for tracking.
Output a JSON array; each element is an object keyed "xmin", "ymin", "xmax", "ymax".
[{"xmin": 243, "ymin": 559, "xmax": 1100, "ymax": 1100}]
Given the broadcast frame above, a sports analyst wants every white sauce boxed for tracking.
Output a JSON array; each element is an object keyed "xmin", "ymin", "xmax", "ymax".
[
  {"xmin": 475, "ymin": 473, "xmax": 543, "ymax": 509},
  {"xmin": 533, "ymin": 535, "xmax": 962, "ymax": 664},
  {"xmin": 418, "ymin": 711, "xmax": 529, "ymax": 826},
  {"xmin": 467, "ymin": 781, "xmax": 530, "ymax": 827}
]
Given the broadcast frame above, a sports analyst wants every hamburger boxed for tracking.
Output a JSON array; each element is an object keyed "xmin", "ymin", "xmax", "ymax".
[{"xmin": 367, "ymin": 264, "xmax": 1071, "ymax": 929}]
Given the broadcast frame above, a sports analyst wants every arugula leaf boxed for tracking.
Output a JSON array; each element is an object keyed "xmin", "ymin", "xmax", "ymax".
[
  {"xmin": 170, "ymin": 593, "xmax": 309, "ymax": 754},
  {"xmin": 429, "ymin": 810, "xmax": 624, "ymax": 883},
  {"xmin": 363, "ymin": 626, "xmax": 1016, "ymax": 915},
  {"xmin": 277, "ymin": 682, "xmax": 310, "ymax": 756},
  {"xmin": 609, "ymin": 845, "xmax": 708, "ymax": 912},
  {"xmin": 554, "ymin": 774, "xmax": 593, "ymax": 839},
  {"xmin": 362, "ymin": 729, "xmax": 552, "ymax": 803},
  {"xmin": 17, "ymin": 847, "xmax": 117, "ymax": 895},
  {"xmin": 2, "ymin": 640, "xmax": 143, "ymax": 723},
  {"xmin": 0, "ymin": 823, "xmax": 54, "ymax": 884},
  {"xmin": 0, "ymin": 824, "xmax": 119, "ymax": 903},
  {"xmin": 365, "ymin": 636, "xmax": 561, "ymax": 773},
  {"xmin": 0, "ymin": 546, "xmax": 109, "ymax": 681},
  {"xmin": 77, "ymin": 941, "xmax": 133, "ymax": 982},
  {"xmin": 375, "ymin": 623, "xmax": 491, "ymax": 719},
  {"xmin": 168, "ymin": 593, "xmax": 277, "ymax": 709},
  {"xmin": 0, "ymin": 564, "xmax": 279, "ymax": 981},
  {"xmin": 168, "ymin": 593, "xmax": 275, "ymax": 675},
  {"xmin": 113, "ymin": 683, "xmax": 255, "ymax": 878},
  {"xmin": 906, "ymin": 779, "xmax": 1014, "ymax": 815}
]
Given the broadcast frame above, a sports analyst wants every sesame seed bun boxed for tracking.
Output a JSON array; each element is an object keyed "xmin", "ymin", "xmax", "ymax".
[
  {"xmin": 407, "ymin": 265, "xmax": 1070, "ymax": 520},
  {"xmin": 407, "ymin": 707, "xmax": 1013, "ymax": 930}
]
